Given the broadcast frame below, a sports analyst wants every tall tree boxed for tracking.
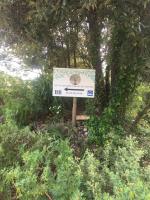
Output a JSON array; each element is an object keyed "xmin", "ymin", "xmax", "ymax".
[
  {"xmin": 108, "ymin": 0, "xmax": 150, "ymax": 121},
  {"xmin": 0, "ymin": 0, "xmax": 150, "ymax": 123}
]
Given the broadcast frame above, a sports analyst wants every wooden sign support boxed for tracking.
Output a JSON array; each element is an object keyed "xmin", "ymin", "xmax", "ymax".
[{"xmin": 72, "ymin": 97, "xmax": 77, "ymax": 126}]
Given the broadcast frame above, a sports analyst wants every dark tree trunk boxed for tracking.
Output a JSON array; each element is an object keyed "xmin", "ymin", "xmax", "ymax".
[
  {"xmin": 105, "ymin": 65, "xmax": 110, "ymax": 106},
  {"xmin": 87, "ymin": 9, "xmax": 105, "ymax": 114},
  {"xmin": 110, "ymin": 28, "xmax": 124, "ymax": 95},
  {"xmin": 110, "ymin": 26, "xmax": 127, "ymax": 121},
  {"xmin": 73, "ymin": 50, "xmax": 77, "ymax": 68},
  {"xmin": 66, "ymin": 42, "xmax": 71, "ymax": 67}
]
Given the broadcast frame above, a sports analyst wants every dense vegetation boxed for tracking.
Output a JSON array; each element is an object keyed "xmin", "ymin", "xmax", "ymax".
[{"xmin": 0, "ymin": 0, "xmax": 150, "ymax": 199}]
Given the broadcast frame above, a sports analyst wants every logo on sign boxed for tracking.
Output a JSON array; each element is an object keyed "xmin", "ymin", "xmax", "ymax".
[{"xmin": 87, "ymin": 90, "xmax": 93, "ymax": 96}]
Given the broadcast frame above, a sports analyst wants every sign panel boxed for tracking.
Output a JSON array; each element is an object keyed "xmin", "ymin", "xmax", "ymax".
[{"xmin": 53, "ymin": 68, "xmax": 95, "ymax": 98}]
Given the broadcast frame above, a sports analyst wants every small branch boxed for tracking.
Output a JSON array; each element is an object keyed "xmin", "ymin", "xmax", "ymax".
[
  {"xmin": 130, "ymin": 103, "xmax": 150, "ymax": 130},
  {"xmin": 45, "ymin": 192, "xmax": 53, "ymax": 200}
]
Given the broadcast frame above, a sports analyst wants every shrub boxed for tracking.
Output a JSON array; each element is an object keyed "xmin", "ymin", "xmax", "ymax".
[
  {"xmin": 2, "ymin": 74, "xmax": 64, "ymax": 126},
  {"xmin": 87, "ymin": 107, "xmax": 124, "ymax": 145},
  {"xmin": 80, "ymin": 136, "xmax": 150, "ymax": 200},
  {"xmin": 0, "ymin": 122, "xmax": 83, "ymax": 200},
  {"xmin": 0, "ymin": 122, "xmax": 150, "ymax": 200},
  {"xmin": 2, "ymin": 142, "xmax": 83, "ymax": 200}
]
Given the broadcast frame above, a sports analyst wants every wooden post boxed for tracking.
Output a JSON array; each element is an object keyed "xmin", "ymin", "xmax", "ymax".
[{"xmin": 72, "ymin": 97, "xmax": 77, "ymax": 126}]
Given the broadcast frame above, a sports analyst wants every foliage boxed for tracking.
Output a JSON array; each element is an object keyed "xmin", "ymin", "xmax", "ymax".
[
  {"xmin": 87, "ymin": 82, "xmax": 150, "ymax": 145},
  {"xmin": 126, "ymin": 84, "xmax": 150, "ymax": 120},
  {"xmin": 80, "ymin": 136, "xmax": 150, "ymax": 200},
  {"xmin": 85, "ymin": 99, "xmax": 96, "ymax": 115},
  {"xmin": 107, "ymin": 0, "xmax": 150, "ymax": 121},
  {"xmin": 0, "ymin": 1, "xmax": 150, "ymax": 199},
  {"xmin": 80, "ymin": 151, "xmax": 102, "ymax": 199},
  {"xmin": 0, "ymin": 122, "xmax": 150, "ymax": 199},
  {"xmin": 1, "ymin": 0, "xmax": 150, "ymax": 116},
  {"xmin": 86, "ymin": 106, "xmax": 124, "ymax": 145},
  {"xmin": 2, "ymin": 143, "xmax": 82, "ymax": 200},
  {"xmin": 0, "ymin": 122, "xmax": 82, "ymax": 200},
  {"xmin": 104, "ymin": 137, "xmax": 150, "ymax": 200},
  {"xmin": 0, "ymin": 72, "xmax": 22, "ymax": 115},
  {"xmin": 0, "ymin": 73, "xmax": 64, "ymax": 126}
]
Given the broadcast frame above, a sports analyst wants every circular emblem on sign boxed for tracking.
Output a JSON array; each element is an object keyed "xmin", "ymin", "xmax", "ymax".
[{"xmin": 70, "ymin": 74, "xmax": 81, "ymax": 85}]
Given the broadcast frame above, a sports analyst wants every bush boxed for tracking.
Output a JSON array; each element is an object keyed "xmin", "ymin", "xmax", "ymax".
[
  {"xmin": 80, "ymin": 136, "xmax": 150, "ymax": 200},
  {"xmin": 0, "ymin": 122, "xmax": 83, "ymax": 200},
  {"xmin": 1, "ymin": 122, "xmax": 150, "ymax": 200},
  {"xmin": 2, "ymin": 142, "xmax": 82, "ymax": 200},
  {"xmin": 2, "ymin": 74, "xmax": 64, "ymax": 126},
  {"xmin": 87, "ymin": 106, "xmax": 124, "ymax": 145}
]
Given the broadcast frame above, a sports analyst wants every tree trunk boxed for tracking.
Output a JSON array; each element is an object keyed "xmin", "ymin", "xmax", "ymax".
[
  {"xmin": 105, "ymin": 65, "xmax": 110, "ymax": 106},
  {"xmin": 110, "ymin": 25, "xmax": 127, "ymax": 121},
  {"xmin": 110, "ymin": 28, "xmax": 123, "ymax": 95},
  {"xmin": 73, "ymin": 50, "xmax": 77, "ymax": 68},
  {"xmin": 87, "ymin": 9, "xmax": 105, "ymax": 114},
  {"xmin": 66, "ymin": 42, "xmax": 71, "ymax": 67}
]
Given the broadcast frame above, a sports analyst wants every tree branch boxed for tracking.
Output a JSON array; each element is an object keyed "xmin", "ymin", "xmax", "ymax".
[
  {"xmin": 45, "ymin": 192, "xmax": 53, "ymax": 200},
  {"xmin": 130, "ymin": 103, "xmax": 150, "ymax": 130}
]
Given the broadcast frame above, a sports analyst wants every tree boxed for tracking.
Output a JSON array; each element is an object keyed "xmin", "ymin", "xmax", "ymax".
[{"xmin": 0, "ymin": 0, "xmax": 150, "ymax": 123}]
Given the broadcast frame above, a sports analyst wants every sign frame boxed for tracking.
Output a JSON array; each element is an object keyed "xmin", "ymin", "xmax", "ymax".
[{"xmin": 52, "ymin": 68, "xmax": 95, "ymax": 98}]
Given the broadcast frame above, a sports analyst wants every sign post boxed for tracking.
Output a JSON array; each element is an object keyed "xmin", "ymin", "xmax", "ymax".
[
  {"xmin": 53, "ymin": 68, "xmax": 95, "ymax": 126},
  {"xmin": 72, "ymin": 97, "xmax": 77, "ymax": 126}
]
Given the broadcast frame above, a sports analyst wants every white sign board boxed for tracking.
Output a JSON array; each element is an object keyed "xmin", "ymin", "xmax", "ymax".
[{"xmin": 53, "ymin": 68, "xmax": 95, "ymax": 98}]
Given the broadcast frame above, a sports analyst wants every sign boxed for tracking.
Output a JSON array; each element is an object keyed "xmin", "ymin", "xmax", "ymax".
[{"xmin": 53, "ymin": 68, "xmax": 95, "ymax": 98}]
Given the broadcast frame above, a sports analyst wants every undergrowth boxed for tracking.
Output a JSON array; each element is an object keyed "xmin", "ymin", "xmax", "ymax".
[{"xmin": 0, "ymin": 122, "xmax": 150, "ymax": 200}]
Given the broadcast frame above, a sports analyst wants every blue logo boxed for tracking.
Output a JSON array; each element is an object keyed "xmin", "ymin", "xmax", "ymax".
[{"xmin": 87, "ymin": 90, "xmax": 93, "ymax": 96}]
